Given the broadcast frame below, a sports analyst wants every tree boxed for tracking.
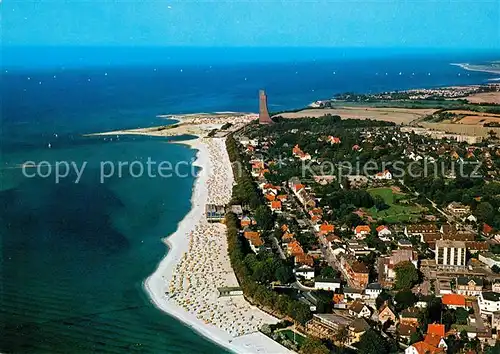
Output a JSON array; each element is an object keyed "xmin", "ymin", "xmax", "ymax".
[
  {"xmin": 442, "ymin": 309, "xmax": 456, "ymax": 330},
  {"xmin": 320, "ymin": 266, "xmax": 337, "ymax": 278},
  {"xmin": 376, "ymin": 291, "xmax": 392, "ymax": 310},
  {"xmin": 409, "ymin": 331, "xmax": 423, "ymax": 345},
  {"xmin": 299, "ymin": 338, "xmax": 330, "ymax": 354},
  {"xmin": 455, "ymin": 307, "xmax": 469, "ymax": 325},
  {"xmin": 275, "ymin": 266, "xmax": 294, "ymax": 284},
  {"xmin": 476, "ymin": 202, "xmax": 494, "ymax": 223},
  {"xmin": 394, "ymin": 290, "xmax": 417, "ymax": 312},
  {"xmin": 334, "ymin": 325, "xmax": 350, "ymax": 347},
  {"xmin": 255, "ymin": 205, "xmax": 274, "ymax": 230},
  {"xmin": 374, "ymin": 195, "xmax": 389, "ymax": 211},
  {"xmin": 393, "ymin": 261, "xmax": 419, "ymax": 290},
  {"xmin": 357, "ymin": 329, "xmax": 389, "ymax": 354}
]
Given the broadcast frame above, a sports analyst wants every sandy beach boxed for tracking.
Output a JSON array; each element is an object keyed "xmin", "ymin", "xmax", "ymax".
[
  {"xmin": 86, "ymin": 113, "xmax": 257, "ymax": 139},
  {"xmin": 143, "ymin": 137, "xmax": 293, "ymax": 354}
]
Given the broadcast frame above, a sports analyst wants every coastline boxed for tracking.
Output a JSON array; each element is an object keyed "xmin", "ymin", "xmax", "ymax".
[
  {"xmin": 143, "ymin": 137, "xmax": 293, "ymax": 354},
  {"xmin": 451, "ymin": 62, "xmax": 500, "ymax": 75}
]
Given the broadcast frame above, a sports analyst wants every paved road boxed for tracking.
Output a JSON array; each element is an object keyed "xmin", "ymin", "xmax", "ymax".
[
  {"xmin": 471, "ymin": 300, "xmax": 486, "ymax": 332},
  {"xmin": 272, "ymin": 236, "xmax": 287, "ymax": 260}
]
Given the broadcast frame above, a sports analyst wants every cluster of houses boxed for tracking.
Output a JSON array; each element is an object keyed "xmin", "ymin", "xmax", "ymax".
[{"xmin": 235, "ymin": 131, "xmax": 500, "ymax": 351}]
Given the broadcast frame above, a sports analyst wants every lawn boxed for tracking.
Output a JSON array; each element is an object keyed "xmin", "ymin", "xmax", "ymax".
[
  {"xmin": 280, "ymin": 329, "xmax": 306, "ymax": 347},
  {"xmin": 366, "ymin": 187, "xmax": 424, "ymax": 223}
]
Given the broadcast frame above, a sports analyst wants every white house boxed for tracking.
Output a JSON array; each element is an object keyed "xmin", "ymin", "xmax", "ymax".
[
  {"xmin": 374, "ymin": 170, "xmax": 392, "ymax": 180},
  {"xmin": 479, "ymin": 292, "xmax": 500, "ymax": 315},
  {"xmin": 376, "ymin": 225, "xmax": 392, "ymax": 241},
  {"xmin": 294, "ymin": 265, "xmax": 315, "ymax": 280},
  {"xmin": 344, "ymin": 287, "xmax": 364, "ymax": 300},
  {"xmin": 492, "ymin": 282, "xmax": 500, "ymax": 293},
  {"xmin": 348, "ymin": 301, "xmax": 372, "ymax": 318},
  {"xmin": 364, "ymin": 283, "xmax": 383, "ymax": 299},
  {"xmin": 314, "ymin": 278, "xmax": 341, "ymax": 292}
]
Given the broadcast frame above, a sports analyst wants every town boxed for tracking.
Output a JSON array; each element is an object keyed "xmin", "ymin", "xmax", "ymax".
[{"xmin": 207, "ymin": 93, "xmax": 500, "ymax": 354}]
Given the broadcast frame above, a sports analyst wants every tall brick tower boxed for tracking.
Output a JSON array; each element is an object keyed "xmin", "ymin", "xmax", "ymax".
[{"xmin": 259, "ymin": 90, "xmax": 274, "ymax": 125}]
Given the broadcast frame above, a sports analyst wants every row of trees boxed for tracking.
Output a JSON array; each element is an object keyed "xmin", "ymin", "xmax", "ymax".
[
  {"xmin": 225, "ymin": 135, "xmax": 313, "ymax": 326},
  {"xmin": 226, "ymin": 212, "xmax": 312, "ymax": 325}
]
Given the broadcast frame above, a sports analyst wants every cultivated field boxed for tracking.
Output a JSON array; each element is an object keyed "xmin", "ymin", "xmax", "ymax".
[
  {"xmin": 439, "ymin": 110, "xmax": 500, "ymax": 126},
  {"xmin": 465, "ymin": 91, "xmax": 500, "ymax": 105},
  {"xmin": 276, "ymin": 107, "xmax": 438, "ymax": 125},
  {"xmin": 418, "ymin": 122, "xmax": 498, "ymax": 138}
]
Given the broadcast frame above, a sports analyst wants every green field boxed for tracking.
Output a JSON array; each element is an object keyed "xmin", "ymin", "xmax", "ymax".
[
  {"xmin": 366, "ymin": 187, "xmax": 424, "ymax": 223},
  {"xmin": 280, "ymin": 329, "xmax": 306, "ymax": 346}
]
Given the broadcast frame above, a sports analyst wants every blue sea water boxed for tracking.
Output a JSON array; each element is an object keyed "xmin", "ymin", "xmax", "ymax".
[{"xmin": 0, "ymin": 47, "xmax": 499, "ymax": 353}]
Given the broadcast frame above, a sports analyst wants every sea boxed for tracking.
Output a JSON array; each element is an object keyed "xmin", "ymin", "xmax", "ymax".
[{"xmin": 0, "ymin": 47, "xmax": 498, "ymax": 353}]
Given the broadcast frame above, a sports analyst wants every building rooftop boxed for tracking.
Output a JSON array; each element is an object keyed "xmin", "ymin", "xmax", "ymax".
[
  {"xmin": 457, "ymin": 276, "xmax": 484, "ymax": 286},
  {"xmin": 435, "ymin": 239, "xmax": 466, "ymax": 248},
  {"xmin": 482, "ymin": 292, "xmax": 500, "ymax": 302}
]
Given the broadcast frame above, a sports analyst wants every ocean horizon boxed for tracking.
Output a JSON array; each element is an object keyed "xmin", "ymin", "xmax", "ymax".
[{"xmin": 1, "ymin": 48, "xmax": 499, "ymax": 353}]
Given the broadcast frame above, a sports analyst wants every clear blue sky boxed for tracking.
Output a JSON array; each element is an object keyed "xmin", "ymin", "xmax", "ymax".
[{"xmin": 4, "ymin": 0, "xmax": 500, "ymax": 49}]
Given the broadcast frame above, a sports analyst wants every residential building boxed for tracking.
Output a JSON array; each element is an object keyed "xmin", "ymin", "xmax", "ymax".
[
  {"xmin": 354, "ymin": 225, "xmax": 371, "ymax": 238},
  {"xmin": 374, "ymin": 170, "xmax": 392, "ymax": 180},
  {"xmin": 492, "ymin": 282, "xmax": 500, "ymax": 293},
  {"xmin": 243, "ymin": 231, "xmax": 264, "ymax": 254},
  {"xmin": 318, "ymin": 222, "xmax": 335, "ymax": 235},
  {"xmin": 294, "ymin": 265, "xmax": 315, "ymax": 280},
  {"xmin": 295, "ymin": 254, "xmax": 314, "ymax": 267},
  {"xmin": 435, "ymin": 240, "xmax": 466, "ymax": 268},
  {"xmin": 400, "ymin": 307, "xmax": 420, "ymax": 326},
  {"xmin": 348, "ymin": 301, "xmax": 371, "ymax": 318},
  {"xmin": 306, "ymin": 313, "xmax": 370, "ymax": 345},
  {"xmin": 456, "ymin": 277, "xmax": 483, "ymax": 296},
  {"xmin": 405, "ymin": 224, "xmax": 438, "ymax": 238},
  {"xmin": 346, "ymin": 240, "xmax": 374, "ymax": 257},
  {"xmin": 343, "ymin": 287, "xmax": 364, "ymax": 300},
  {"xmin": 446, "ymin": 202, "xmax": 471, "ymax": 216},
  {"xmin": 479, "ymin": 252, "xmax": 500, "ymax": 268},
  {"xmin": 270, "ymin": 200, "xmax": 282, "ymax": 212},
  {"xmin": 364, "ymin": 283, "xmax": 382, "ymax": 299},
  {"xmin": 376, "ymin": 225, "xmax": 392, "ymax": 240},
  {"xmin": 405, "ymin": 342, "xmax": 445, "ymax": 354},
  {"xmin": 378, "ymin": 303, "xmax": 397, "ymax": 324},
  {"xmin": 441, "ymin": 294, "xmax": 467, "ymax": 310},
  {"xmin": 341, "ymin": 255, "xmax": 370, "ymax": 289},
  {"xmin": 478, "ymin": 292, "xmax": 500, "ymax": 315},
  {"xmin": 399, "ymin": 324, "xmax": 418, "ymax": 341},
  {"xmin": 314, "ymin": 278, "xmax": 341, "ymax": 292},
  {"xmin": 427, "ymin": 324, "xmax": 445, "ymax": 338},
  {"xmin": 379, "ymin": 249, "xmax": 418, "ymax": 287}
]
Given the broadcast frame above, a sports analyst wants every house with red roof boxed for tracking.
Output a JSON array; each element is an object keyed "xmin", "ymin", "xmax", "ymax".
[
  {"xmin": 288, "ymin": 240, "xmax": 304, "ymax": 257},
  {"xmin": 354, "ymin": 225, "xmax": 371, "ymax": 238},
  {"xmin": 327, "ymin": 136, "xmax": 341, "ymax": 144},
  {"xmin": 374, "ymin": 170, "xmax": 393, "ymax": 180},
  {"xmin": 295, "ymin": 254, "xmax": 314, "ymax": 267},
  {"xmin": 318, "ymin": 222, "xmax": 335, "ymax": 235},
  {"xmin": 265, "ymin": 193, "xmax": 276, "ymax": 202},
  {"xmin": 270, "ymin": 201, "xmax": 282, "ymax": 213},
  {"xmin": 427, "ymin": 324, "xmax": 445, "ymax": 337},
  {"xmin": 441, "ymin": 294, "xmax": 467, "ymax": 309},
  {"xmin": 405, "ymin": 341, "xmax": 445, "ymax": 354},
  {"xmin": 483, "ymin": 223, "xmax": 494, "ymax": 236},
  {"xmin": 376, "ymin": 225, "xmax": 392, "ymax": 240}
]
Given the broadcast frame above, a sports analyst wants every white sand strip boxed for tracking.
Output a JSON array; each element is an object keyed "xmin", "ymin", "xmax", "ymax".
[{"xmin": 143, "ymin": 138, "xmax": 293, "ymax": 354}]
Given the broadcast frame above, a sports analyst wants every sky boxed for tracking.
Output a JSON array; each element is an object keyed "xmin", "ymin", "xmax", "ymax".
[{"xmin": 3, "ymin": 0, "xmax": 500, "ymax": 49}]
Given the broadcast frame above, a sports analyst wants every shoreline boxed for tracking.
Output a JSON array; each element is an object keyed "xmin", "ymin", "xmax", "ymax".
[
  {"xmin": 451, "ymin": 62, "xmax": 500, "ymax": 75},
  {"xmin": 143, "ymin": 137, "xmax": 293, "ymax": 354}
]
